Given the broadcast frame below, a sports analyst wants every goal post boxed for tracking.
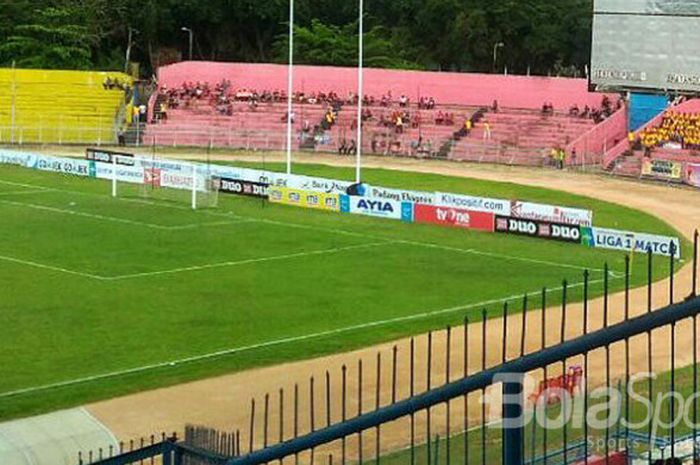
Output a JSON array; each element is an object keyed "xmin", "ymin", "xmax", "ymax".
[{"xmin": 110, "ymin": 155, "xmax": 219, "ymax": 209}]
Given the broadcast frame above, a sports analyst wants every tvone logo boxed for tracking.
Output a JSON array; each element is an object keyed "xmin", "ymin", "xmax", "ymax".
[
  {"xmin": 508, "ymin": 219, "xmax": 536, "ymax": 234},
  {"xmin": 357, "ymin": 199, "xmax": 394, "ymax": 213},
  {"xmin": 551, "ymin": 224, "xmax": 580, "ymax": 241}
]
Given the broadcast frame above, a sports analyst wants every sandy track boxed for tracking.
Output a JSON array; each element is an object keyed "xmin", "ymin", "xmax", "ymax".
[{"xmin": 78, "ymin": 151, "xmax": 699, "ymax": 458}]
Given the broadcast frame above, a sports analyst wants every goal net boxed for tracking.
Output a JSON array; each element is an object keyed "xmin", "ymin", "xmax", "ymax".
[{"xmin": 110, "ymin": 156, "xmax": 219, "ymax": 209}]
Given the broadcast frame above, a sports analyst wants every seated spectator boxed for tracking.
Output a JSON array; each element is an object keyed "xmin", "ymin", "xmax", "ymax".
[
  {"xmin": 491, "ymin": 99, "xmax": 499, "ymax": 113},
  {"xmin": 399, "ymin": 95, "xmax": 409, "ymax": 108},
  {"xmin": 569, "ymin": 104, "xmax": 579, "ymax": 117},
  {"xmin": 435, "ymin": 111, "xmax": 445, "ymax": 125}
]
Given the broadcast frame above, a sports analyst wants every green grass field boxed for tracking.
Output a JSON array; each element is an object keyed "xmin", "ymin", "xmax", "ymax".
[{"xmin": 0, "ymin": 161, "xmax": 685, "ymax": 421}]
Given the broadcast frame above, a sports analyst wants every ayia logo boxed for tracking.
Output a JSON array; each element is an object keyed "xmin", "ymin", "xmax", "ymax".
[{"xmin": 357, "ymin": 199, "xmax": 394, "ymax": 213}]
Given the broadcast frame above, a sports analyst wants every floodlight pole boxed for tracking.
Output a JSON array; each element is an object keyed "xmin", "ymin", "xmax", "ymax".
[
  {"xmin": 10, "ymin": 60, "xmax": 16, "ymax": 144},
  {"xmin": 355, "ymin": 0, "xmax": 364, "ymax": 184},
  {"xmin": 285, "ymin": 0, "xmax": 294, "ymax": 174}
]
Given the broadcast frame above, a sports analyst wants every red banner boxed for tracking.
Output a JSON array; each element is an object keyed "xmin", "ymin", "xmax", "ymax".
[{"xmin": 414, "ymin": 204, "xmax": 495, "ymax": 231}]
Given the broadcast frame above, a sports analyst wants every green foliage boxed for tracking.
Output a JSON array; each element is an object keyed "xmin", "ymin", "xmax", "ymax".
[
  {"xmin": 272, "ymin": 19, "xmax": 420, "ymax": 69},
  {"xmin": 0, "ymin": 7, "xmax": 94, "ymax": 69},
  {"xmin": 0, "ymin": 0, "xmax": 593, "ymax": 76}
]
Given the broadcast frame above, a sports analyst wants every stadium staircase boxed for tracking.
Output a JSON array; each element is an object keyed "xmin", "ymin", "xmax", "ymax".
[{"xmin": 450, "ymin": 108, "xmax": 595, "ymax": 166}]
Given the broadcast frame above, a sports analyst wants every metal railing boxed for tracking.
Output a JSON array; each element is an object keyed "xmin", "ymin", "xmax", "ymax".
[{"xmin": 79, "ymin": 230, "xmax": 700, "ymax": 465}]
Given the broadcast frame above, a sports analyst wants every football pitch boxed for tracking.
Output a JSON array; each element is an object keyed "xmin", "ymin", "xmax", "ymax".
[{"xmin": 0, "ymin": 161, "xmax": 682, "ymax": 421}]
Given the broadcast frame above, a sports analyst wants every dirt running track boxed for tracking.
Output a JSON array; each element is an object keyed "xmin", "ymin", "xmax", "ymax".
[{"xmin": 82, "ymin": 151, "xmax": 700, "ymax": 460}]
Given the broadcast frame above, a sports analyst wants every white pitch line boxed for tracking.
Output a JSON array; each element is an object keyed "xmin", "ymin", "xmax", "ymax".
[
  {"xmin": 0, "ymin": 199, "xmax": 177, "ymax": 230},
  {"xmin": 0, "ymin": 198, "xmax": 251, "ymax": 232},
  {"xmin": 0, "ymin": 276, "xmax": 613, "ymax": 400},
  {"xmin": 396, "ymin": 240, "xmax": 617, "ymax": 275},
  {"xmin": 106, "ymin": 241, "xmax": 395, "ymax": 280},
  {"xmin": 0, "ymin": 254, "xmax": 106, "ymax": 280},
  {"xmin": 0, "ymin": 189, "xmax": 52, "ymax": 197},
  {"xmin": 165, "ymin": 219, "xmax": 257, "ymax": 230},
  {"xmin": 0, "ymin": 179, "xmax": 53, "ymax": 191}
]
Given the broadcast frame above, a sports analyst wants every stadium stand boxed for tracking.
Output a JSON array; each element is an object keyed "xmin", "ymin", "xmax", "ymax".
[
  {"xmin": 145, "ymin": 61, "xmax": 618, "ymax": 166},
  {"xmin": 0, "ymin": 68, "xmax": 133, "ymax": 144},
  {"xmin": 606, "ymin": 98, "xmax": 700, "ymax": 180}
]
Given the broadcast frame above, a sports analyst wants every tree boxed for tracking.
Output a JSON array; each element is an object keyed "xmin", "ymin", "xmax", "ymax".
[
  {"xmin": 0, "ymin": 7, "xmax": 95, "ymax": 69},
  {"xmin": 272, "ymin": 19, "xmax": 420, "ymax": 69}
]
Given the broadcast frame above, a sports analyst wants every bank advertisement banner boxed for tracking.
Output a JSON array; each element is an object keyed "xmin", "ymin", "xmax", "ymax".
[
  {"xmin": 340, "ymin": 195, "xmax": 413, "ymax": 222},
  {"xmin": 641, "ymin": 159, "xmax": 683, "ymax": 181},
  {"xmin": 510, "ymin": 201, "xmax": 593, "ymax": 226},
  {"xmin": 95, "ymin": 164, "xmax": 144, "ymax": 184},
  {"xmin": 218, "ymin": 178, "xmax": 268, "ymax": 198},
  {"xmin": 257, "ymin": 172, "xmax": 353, "ymax": 195},
  {"xmin": 269, "ymin": 187, "xmax": 340, "ymax": 211},
  {"xmin": 34, "ymin": 155, "xmax": 92, "ymax": 177},
  {"xmin": 0, "ymin": 149, "xmax": 37, "ymax": 168},
  {"xmin": 686, "ymin": 163, "xmax": 700, "ymax": 188},
  {"xmin": 581, "ymin": 227, "xmax": 681, "ymax": 257},
  {"xmin": 414, "ymin": 204, "xmax": 494, "ymax": 232},
  {"xmin": 495, "ymin": 216, "xmax": 582, "ymax": 243},
  {"xmin": 435, "ymin": 192, "xmax": 511, "ymax": 215}
]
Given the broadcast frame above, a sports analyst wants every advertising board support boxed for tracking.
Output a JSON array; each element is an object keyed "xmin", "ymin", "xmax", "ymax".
[
  {"xmin": 112, "ymin": 155, "xmax": 117, "ymax": 197},
  {"xmin": 191, "ymin": 163, "xmax": 197, "ymax": 210}
]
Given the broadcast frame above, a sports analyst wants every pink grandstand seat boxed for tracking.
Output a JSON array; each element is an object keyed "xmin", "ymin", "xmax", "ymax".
[{"xmin": 158, "ymin": 61, "xmax": 608, "ymax": 110}]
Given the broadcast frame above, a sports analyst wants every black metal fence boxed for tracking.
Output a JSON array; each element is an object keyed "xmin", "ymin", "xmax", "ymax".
[{"xmin": 81, "ymin": 231, "xmax": 699, "ymax": 465}]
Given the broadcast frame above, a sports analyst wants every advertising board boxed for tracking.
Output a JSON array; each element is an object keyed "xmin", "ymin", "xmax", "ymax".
[
  {"xmin": 580, "ymin": 227, "xmax": 681, "ymax": 257},
  {"xmin": 495, "ymin": 216, "xmax": 582, "ymax": 243},
  {"xmin": 435, "ymin": 192, "xmax": 511, "ymax": 215},
  {"xmin": 339, "ymin": 195, "xmax": 413, "ymax": 222},
  {"xmin": 686, "ymin": 163, "xmax": 700, "ymax": 188},
  {"xmin": 641, "ymin": 159, "xmax": 683, "ymax": 181},
  {"xmin": 34, "ymin": 155, "xmax": 91, "ymax": 177},
  {"xmin": 218, "ymin": 178, "xmax": 268, "ymax": 198},
  {"xmin": 95, "ymin": 164, "xmax": 144, "ymax": 184},
  {"xmin": 510, "ymin": 201, "xmax": 592, "ymax": 226},
  {"xmin": 0, "ymin": 150, "xmax": 36, "ymax": 168},
  {"xmin": 365, "ymin": 185, "xmax": 436, "ymax": 205},
  {"xmin": 414, "ymin": 204, "xmax": 494, "ymax": 232},
  {"xmin": 85, "ymin": 148, "xmax": 135, "ymax": 166},
  {"xmin": 269, "ymin": 187, "xmax": 340, "ymax": 211}
]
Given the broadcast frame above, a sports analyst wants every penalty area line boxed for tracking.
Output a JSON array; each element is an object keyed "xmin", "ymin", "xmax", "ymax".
[
  {"xmin": 0, "ymin": 254, "xmax": 107, "ymax": 280},
  {"xmin": 0, "ymin": 276, "xmax": 613, "ymax": 400},
  {"xmin": 105, "ymin": 241, "xmax": 396, "ymax": 280}
]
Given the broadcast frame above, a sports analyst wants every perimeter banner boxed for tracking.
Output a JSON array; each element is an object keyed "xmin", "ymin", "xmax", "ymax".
[
  {"xmin": 510, "ymin": 201, "xmax": 593, "ymax": 226},
  {"xmin": 269, "ymin": 187, "xmax": 340, "ymax": 211},
  {"xmin": 581, "ymin": 227, "xmax": 681, "ymax": 257},
  {"xmin": 641, "ymin": 159, "xmax": 683, "ymax": 181},
  {"xmin": 0, "ymin": 149, "xmax": 36, "ymax": 168},
  {"xmin": 435, "ymin": 192, "xmax": 511, "ymax": 215},
  {"xmin": 495, "ymin": 216, "xmax": 582, "ymax": 243},
  {"xmin": 339, "ymin": 195, "xmax": 413, "ymax": 222},
  {"xmin": 414, "ymin": 204, "xmax": 494, "ymax": 232},
  {"xmin": 686, "ymin": 163, "xmax": 700, "ymax": 188},
  {"xmin": 218, "ymin": 178, "xmax": 268, "ymax": 198}
]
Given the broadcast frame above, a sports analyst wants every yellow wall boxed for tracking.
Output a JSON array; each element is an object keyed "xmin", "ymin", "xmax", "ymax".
[{"xmin": 0, "ymin": 69, "xmax": 133, "ymax": 144}]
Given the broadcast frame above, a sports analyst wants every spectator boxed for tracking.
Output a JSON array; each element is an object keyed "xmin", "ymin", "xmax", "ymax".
[
  {"xmin": 491, "ymin": 99, "xmax": 499, "ymax": 113},
  {"xmin": 483, "ymin": 121, "xmax": 491, "ymax": 141}
]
